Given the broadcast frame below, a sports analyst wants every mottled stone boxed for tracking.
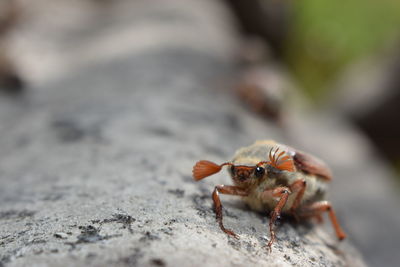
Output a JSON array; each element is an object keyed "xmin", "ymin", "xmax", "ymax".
[{"xmin": 0, "ymin": 0, "xmax": 371, "ymax": 266}]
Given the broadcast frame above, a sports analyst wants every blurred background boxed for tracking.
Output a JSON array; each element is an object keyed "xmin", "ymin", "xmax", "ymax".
[
  {"xmin": 227, "ymin": 0, "xmax": 400, "ymax": 172},
  {"xmin": 3, "ymin": 0, "xmax": 400, "ymax": 173},
  {"xmin": 1, "ymin": 0, "xmax": 400, "ymax": 266}
]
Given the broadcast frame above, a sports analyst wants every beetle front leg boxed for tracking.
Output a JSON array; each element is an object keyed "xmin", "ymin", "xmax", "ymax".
[
  {"xmin": 212, "ymin": 185, "xmax": 248, "ymax": 238},
  {"xmin": 264, "ymin": 186, "xmax": 291, "ymax": 252},
  {"xmin": 298, "ymin": 201, "xmax": 346, "ymax": 240}
]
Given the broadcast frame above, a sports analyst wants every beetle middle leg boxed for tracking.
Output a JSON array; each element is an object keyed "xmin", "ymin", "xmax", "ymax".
[
  {"xmin": 212, "ymin": 185, "xmax": 248, "ymax": 238},
  {"xmin": 288, "ymin": 179, "xmax": 307, "ymax": 220},
  {"xmin": 298, "ymin": 200, "xmax": 347, "ymax": 240},
  {"xmin": 263, "ymin": 186, "xmax": 291, "ymax": 252},
  {"xmin": 288, "ymin": 180, "xmax": 324, "ymax": 223}
]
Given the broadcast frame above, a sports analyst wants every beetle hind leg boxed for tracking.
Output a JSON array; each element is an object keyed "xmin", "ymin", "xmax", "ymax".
[
  {"xmin": 298, "ymin": 201, "xmax": 346, "ymax": 240},
  {"xmin": 212, "ymin": 185, "xmax": 248, "ymax": 238}
]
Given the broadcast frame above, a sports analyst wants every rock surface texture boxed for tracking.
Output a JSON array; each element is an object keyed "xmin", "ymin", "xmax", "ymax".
[{"xmin": 2, "ymin": 0, "xmax": 397, "ymax": 266}]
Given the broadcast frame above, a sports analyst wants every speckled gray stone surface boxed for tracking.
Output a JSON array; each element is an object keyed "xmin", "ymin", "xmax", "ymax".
[{"xmin": 0, "ymin": 0, "xmax": 385, "ymax": 266}]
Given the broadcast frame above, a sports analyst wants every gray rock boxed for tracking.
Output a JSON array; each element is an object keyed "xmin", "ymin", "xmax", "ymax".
[{"xmin": 0, "ymin": 0, "xmax": 368, "ymax": 266}]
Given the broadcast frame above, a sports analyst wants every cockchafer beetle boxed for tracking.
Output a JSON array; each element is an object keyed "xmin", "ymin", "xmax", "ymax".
[{"xmin": 192, "ymin": 140, "xmax": 346, "ymax": 251}]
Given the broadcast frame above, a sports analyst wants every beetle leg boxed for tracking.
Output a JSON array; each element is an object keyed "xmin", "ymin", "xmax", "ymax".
[
  {"xmin": 212, "ymin": 185, "xmax": 248, "ymax": 238},
  {"xmin": 299, "ymin": 212, "xmax": 324, "ymax": 223},
  {"xmin": 298, "ymin": 201, "xmax": 346, "ymax": 240},
  {"xmin": 266, "ymin": 186, "xmax": 291, "ymax": 252},
  {"xmin": 288, "ymin": 179, "xmax": 307, "ymax": 220}
]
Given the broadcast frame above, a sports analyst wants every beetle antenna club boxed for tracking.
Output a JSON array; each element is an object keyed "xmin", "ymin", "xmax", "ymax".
[
  {"xmin": 192, "ymin": 160, "xmax": 232, "ymax": 181},
  {"xmin": 268, "ymin": 146, "xmax": 295, "ymax": 172}
]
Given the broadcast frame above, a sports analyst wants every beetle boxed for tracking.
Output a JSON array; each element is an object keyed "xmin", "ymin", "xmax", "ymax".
[{"xmin": 192, "ymin": 140, "xmax": 346, "ymax": 251}]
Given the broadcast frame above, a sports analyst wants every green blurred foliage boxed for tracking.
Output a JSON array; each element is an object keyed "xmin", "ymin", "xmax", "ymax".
[{"xmin": 285, "ymin": 0, "xmax": 400, "ymax": 102}]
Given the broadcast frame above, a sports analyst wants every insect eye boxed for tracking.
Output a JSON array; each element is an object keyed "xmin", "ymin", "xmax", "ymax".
[
  {"xmin": 254, "ymin": 166, "xmax": 265, "ymax": 178},
  {"xmin": 230, "ymin": 165, "xmax": 235, "ymax": 174}
]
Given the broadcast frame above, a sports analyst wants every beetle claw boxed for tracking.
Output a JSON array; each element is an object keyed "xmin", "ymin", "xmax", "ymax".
[
  {"xmin": 263, "ymin": 242, "xmax": 273, "ymax": 253},
  {"xmin": 223, "ymin": 228, "xmax": 239, "ymax": 239}
]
